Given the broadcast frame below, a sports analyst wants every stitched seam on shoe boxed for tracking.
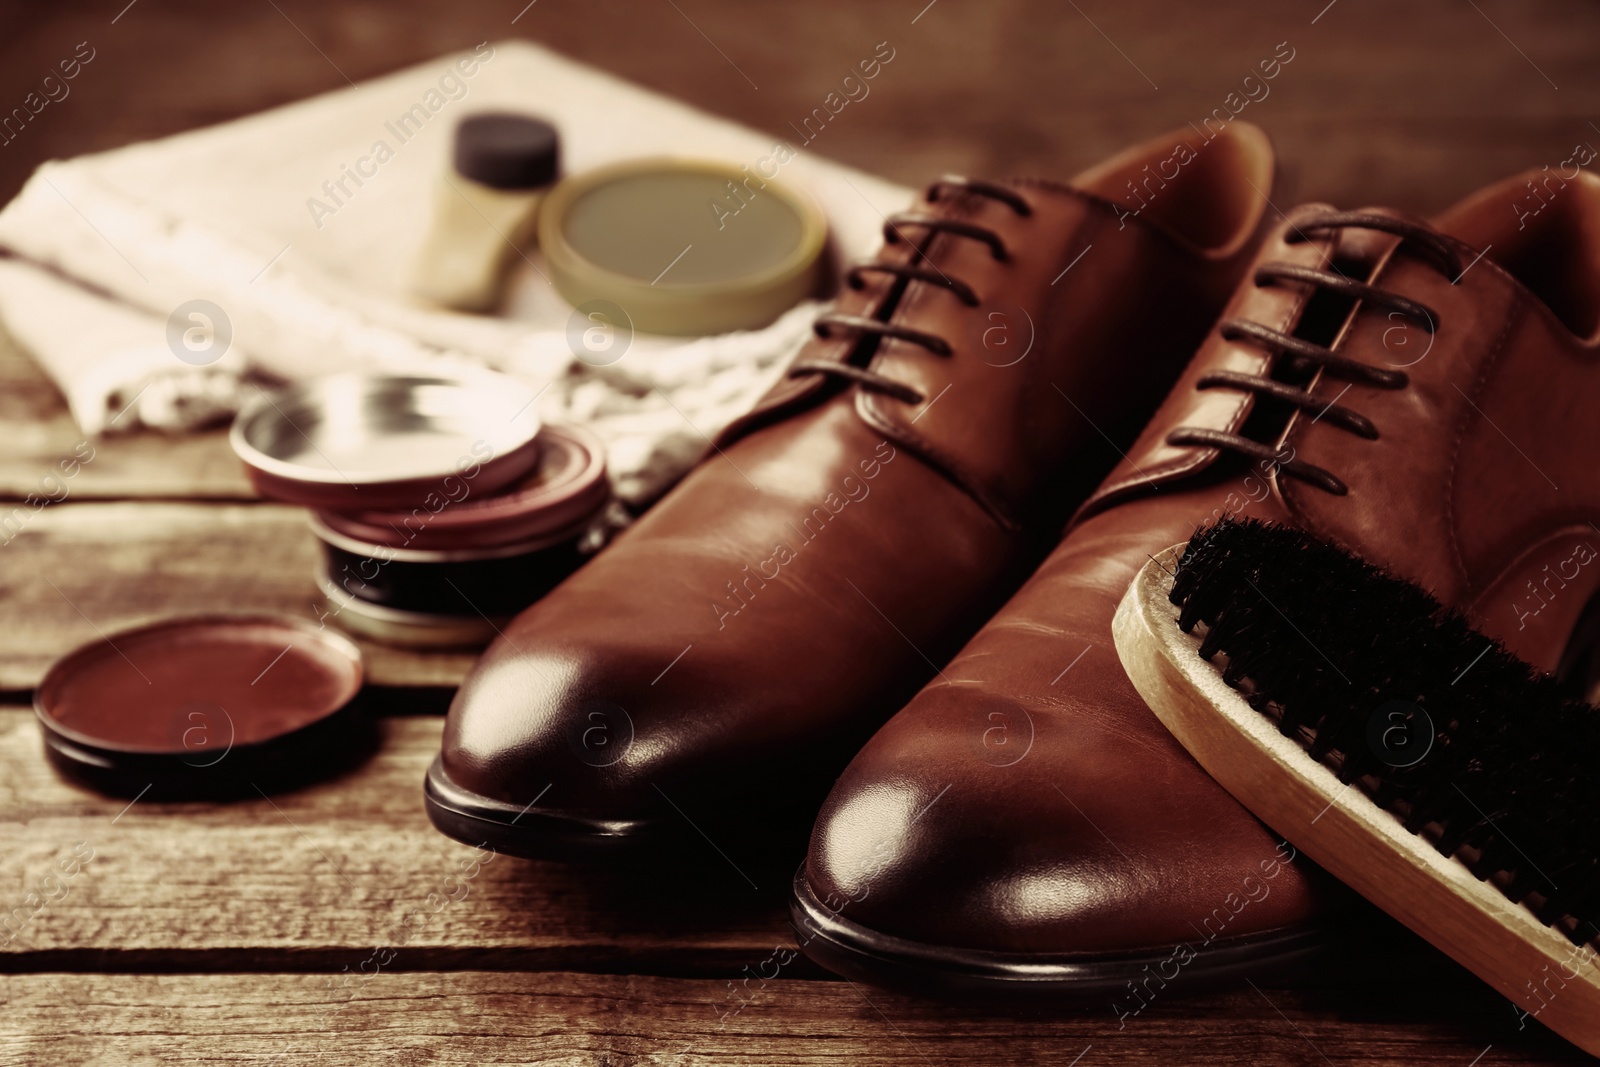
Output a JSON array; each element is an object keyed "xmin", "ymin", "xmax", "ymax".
[
  {"xmin": 1258, "ymin": 255, "xmax": 1331, "ymax": 540},
  {"xmin": 1447, "ymin": 282, "xmax": 1525, "ymax": 593},
  {"xmin": 854, "ymin": 389, "xmax": 1018, "ymax": 531},
  {"xmin": 856, "ymin": 210, "xmax": 1024, "ymax": 532},
  {"xmin": 1007, "ymin": 176, "xmax": 1236, "ymax": 261},
  {"xmin": 1085, "ymin": 226, "xmax": 1333, "ymax": 518}
]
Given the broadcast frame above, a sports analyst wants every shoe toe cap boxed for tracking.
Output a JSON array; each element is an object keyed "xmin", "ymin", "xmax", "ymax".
[
  {"xmin": 440, "ymin": 632, "xmax": 669, "ymax": 814},
  {"xmin": 804, "ymin": 682, "xmax": 1333, "ymax": 957}
]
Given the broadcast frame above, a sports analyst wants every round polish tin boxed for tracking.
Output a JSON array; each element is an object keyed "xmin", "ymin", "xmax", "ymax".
[
  {"xmin": 310, "ymin": 423, "xmax": 610, "ymax": 648},
  {"xmin": 317, "ymin": 423, "xmax": 608, "ymax": 552},
  {"xmin": 539, "ymin": 157, "xmax": 828, "ymax": 336},
  {"xmin": 230, "ymin": 371, "xmax": 544, "ymax": 510},
  {"xmin": 35, "ymin": 615, "xmax": 369, "ymax": 799}
]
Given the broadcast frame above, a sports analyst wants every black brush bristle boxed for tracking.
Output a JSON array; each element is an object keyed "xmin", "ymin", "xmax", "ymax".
[{"xmin": 1168, "ymin": 517, "xmax": 1600, "ymax": 948}]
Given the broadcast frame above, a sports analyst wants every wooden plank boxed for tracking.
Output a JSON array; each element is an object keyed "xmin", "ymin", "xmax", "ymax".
[
  {"xmin": 2, "ymin": 0, "xmax": 1597, "ymax": 211},
  {"xmin": 0, "ymin": 332, "xmax": 253, "ymax": 502},
  {"xmin": 0, "ymin": 699, "xmax": 1577, "ymax": 1059},
  {"xmin": 0, "ymin": 3, "xmax": 1593, "ymax": 1058},
  {"xmin": 0, "ymin": 501, "xmax": 475, "ymax": 690},
  {"xmin": 0, "ymin": 709, "xmax": 793, "ymax": 972},
  {"xmin": 0, "ymin": 970, "xmax": 1587, "ymax": 1066}
]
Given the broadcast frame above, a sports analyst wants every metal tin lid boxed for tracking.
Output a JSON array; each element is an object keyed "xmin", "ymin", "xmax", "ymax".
[
  {"xmin": 539, "ymin": 157, "xmax": 828, "ymax": 336},
  {"xmin": 454, "ymin": 112, "xmax": 559, "ymax": 190},
  {"xmin": 34, "ymin": 615, "xmax": 370, "ymax": 799},
  {"xmin": 230, "ymin": 371, "xmax": 543, "ymax": 510},
  {"xmin": 313, "ymin": 422, "xmax": 609, "ymax": 553}
]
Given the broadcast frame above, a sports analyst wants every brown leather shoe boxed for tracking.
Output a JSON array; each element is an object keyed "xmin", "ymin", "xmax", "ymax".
[
  {"xmin": 426, "ymin": 125, "xmax": 1276, "ymax": 858},
  {"xmin": 794, "ymin": 169, "xmax": 1600, "ymax": 1000}
]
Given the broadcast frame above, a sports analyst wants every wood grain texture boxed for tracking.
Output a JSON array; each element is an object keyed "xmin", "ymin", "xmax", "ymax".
[
  {"xmin": 0, "ymin": 709, "xmax": 794, "ymax": 972},
  {"xmin": 0, "ymin": 3, "xmax": 1593, "ymax": 1060},
  {"xmin": 0, "ymin": 501, "xmax": 476, "ymax": 690},
  {"xmin": 0, "ymin": 0, "xmax": 1596, "ymax": 212},
  {"xmin": 0, "ymin": 970, "xmax": 1587, "ymax": 1066},
  {"xmin": 0, "ymin": 696, "xmax": 1584, "ymax": 1062}
]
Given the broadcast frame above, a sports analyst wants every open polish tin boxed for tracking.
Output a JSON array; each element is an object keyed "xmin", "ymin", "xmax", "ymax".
[{"xmin": 230, "ymin": 371, "xmax": 544, "ymax": 510}]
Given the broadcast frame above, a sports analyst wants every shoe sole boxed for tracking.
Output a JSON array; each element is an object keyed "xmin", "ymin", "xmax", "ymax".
[
  {"xmin": 790, "ymin": 865, "xmax": 1330, "ymax": 1003},
  {"xmin": 424, "ymin": 755, "xmax": 671, "ymax": 861}
]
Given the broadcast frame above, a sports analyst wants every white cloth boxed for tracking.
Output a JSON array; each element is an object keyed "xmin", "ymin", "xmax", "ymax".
[{"xmin": 0, "ymin": 40, "xmax": 909, "ymax": 505}]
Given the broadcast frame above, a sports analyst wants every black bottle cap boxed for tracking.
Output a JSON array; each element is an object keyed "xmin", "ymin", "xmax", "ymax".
[{"xmin": 453, "ymin": 112, "xmax": 560, "ymax": 190}]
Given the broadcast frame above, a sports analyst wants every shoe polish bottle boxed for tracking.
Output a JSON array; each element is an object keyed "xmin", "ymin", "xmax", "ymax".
[{"xmin": 410, "ymin": 112, "xmax": 560, "ymax": 313}]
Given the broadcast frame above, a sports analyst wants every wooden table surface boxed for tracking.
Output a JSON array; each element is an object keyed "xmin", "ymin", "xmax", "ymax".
[{"xmin": 2, "ymin": 1, "xmax": 1598, "ymax": 1063}]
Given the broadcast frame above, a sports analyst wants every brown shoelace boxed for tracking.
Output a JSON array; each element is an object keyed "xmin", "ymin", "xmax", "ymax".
[
  {"xmin": 787, "ymin": 176, "xmax": 1030, "ymax": 404},
  {"xmin": 1165, "ymin": 212, "xmax": 1465, "ymax": 495}
]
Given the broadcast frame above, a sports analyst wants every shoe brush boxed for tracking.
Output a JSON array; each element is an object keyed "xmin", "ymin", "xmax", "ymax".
[{"xmin": 1111, "ymin": 517, "xmax": 1600, "ymax": 1055}]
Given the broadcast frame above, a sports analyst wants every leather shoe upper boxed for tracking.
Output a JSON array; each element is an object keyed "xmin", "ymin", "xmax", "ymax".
[
  {"xmin": 439, "ymin": 126, "xmax": 1277, "ymax": 826},
  {"xmin": 805, "ymin": 169, "xmax": 1600, "ymax": 955}
]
